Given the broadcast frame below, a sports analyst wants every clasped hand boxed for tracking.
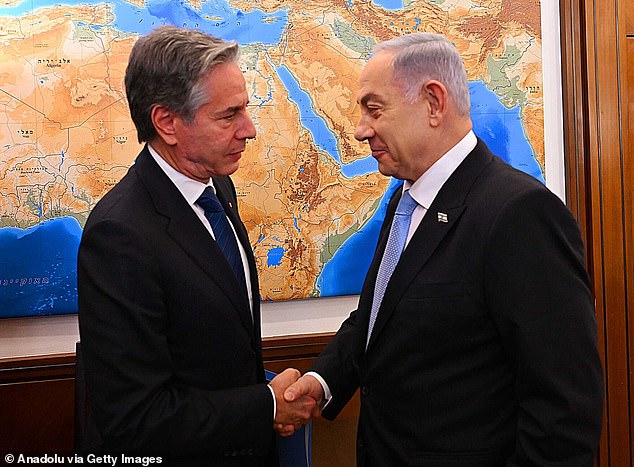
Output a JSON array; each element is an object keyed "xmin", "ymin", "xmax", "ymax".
[{"xmin": 269, "ymin": 369, "xmax": 325, "ymax": 437}]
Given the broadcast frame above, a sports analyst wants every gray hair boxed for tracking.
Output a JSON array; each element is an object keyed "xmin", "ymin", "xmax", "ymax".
[
  {"xmin": 125, "ymin": 26, "xmax": 239, "ymax": 143},
  {"xmin": 374, "ymin": 33, "xmax": 470, "ymax": 116}
]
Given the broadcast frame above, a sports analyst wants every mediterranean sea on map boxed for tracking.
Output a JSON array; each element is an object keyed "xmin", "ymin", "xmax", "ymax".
[
  {"xmin": 0, "ymin": 0, "xmax": 289, "ymax": 44},
  {"xmin": 0, "ymin": 0, "xmax": 547, "ymax": 317}
]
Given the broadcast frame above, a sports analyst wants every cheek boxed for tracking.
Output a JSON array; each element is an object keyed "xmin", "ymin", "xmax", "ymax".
[
  {"xmin": 381, "ymin": 134, "xmax": 402, "ymax": 161},
  {"xmin": 206, "ymin": 126, "xmax": 234, "ymax": 145},
  {"xmin": 399, "ymin": 124, "xmax": 426, "ymax": 152}
]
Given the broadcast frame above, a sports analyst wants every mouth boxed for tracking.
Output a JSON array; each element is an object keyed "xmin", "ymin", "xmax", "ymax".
[
  {"xmin": 371, "ymin": 148, "xmax": 388, "ymax": 158},
  {"xmin": 227, "ymin": 150, "xmax": 244, "ymax": 159}
]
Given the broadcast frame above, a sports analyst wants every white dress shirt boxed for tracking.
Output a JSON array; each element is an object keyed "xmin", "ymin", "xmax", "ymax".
[{"xmin": 403, "ymin": 130, "xmax": 476, "ymax": 245}]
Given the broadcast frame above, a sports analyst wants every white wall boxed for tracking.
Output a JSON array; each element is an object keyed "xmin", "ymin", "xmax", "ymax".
[{"xmin": 0, "ymin": 296, "xmax": 356, "ymax": 359}]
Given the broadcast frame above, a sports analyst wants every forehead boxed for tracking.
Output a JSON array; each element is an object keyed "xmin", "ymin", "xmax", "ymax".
[
  {"xmin": 203, "ymin": 62, "xmax": 248, "ymax": 106},
  {"xmin": 357, "ymin": 51, "xmax": 401, "ymax": 103}
]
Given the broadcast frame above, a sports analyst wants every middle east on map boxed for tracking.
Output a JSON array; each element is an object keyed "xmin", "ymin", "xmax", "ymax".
[{"xmin": 0, "ymin": 0, "xmax": 545, "ymax": 307}]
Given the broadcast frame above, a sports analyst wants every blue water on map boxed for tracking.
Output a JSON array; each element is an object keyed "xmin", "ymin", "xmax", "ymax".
[
  {"xmin": 267, "ymin": 247, "xmax": 285, "ymax": 267},
  {"xmin": 372, "ymin": 0, "xmax": 404, "ymax": 10},
  {"xmin": 316, "ymin": 178, "xmax": 402, "ymax": 297},
  {"xmin": 340, "ymin": 155, "xmax": 379, "ymax": 178},
  {"xmin": 275, "ymin": 65, "xmax": 340, "ymax": 160},
  {"xmin": 0, "ymin": 0, "xmax": 288, "ymax": 46},
  {"xmin": 276, "ymin": 65, "xmax": 381, "ymax": 179},
  {"xmin": 470, "ymin": 81, "xmax": 544, "ymax": 182},
  {"xmin": 0, "ymin": 218, "xmax": 81, "ymax": 317},
  {"xmin": 113, "ymin": 1, "xmax": 287, "ymax": 45}
]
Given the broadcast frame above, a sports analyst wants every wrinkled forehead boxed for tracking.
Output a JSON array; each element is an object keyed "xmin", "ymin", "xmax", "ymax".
[
  {"xmin": 361, "ymin": 50, "xmax": 396, "ymax": 82},
  {"xmin": 357, "ymin": 51, "xmax": 401, "ymax": 102}
]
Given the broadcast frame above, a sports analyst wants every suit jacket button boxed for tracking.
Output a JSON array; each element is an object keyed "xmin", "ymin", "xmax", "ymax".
[{"xmin": 361, "ymin": 386, "xmax": 369, "ymax": 396}]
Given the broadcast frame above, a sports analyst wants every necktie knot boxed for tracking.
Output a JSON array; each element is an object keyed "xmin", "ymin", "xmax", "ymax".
[
  {"xmin": 395, "ymin": 190, "xmax": 418, "ymax": 217},
  {"xmin": 197, "ymin": 187, "xmax": 224, "ymax": 213}
]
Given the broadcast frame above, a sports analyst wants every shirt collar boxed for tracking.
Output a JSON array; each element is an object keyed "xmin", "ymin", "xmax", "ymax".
[
  {"xmin": 404, "ymin": 130, "xmax": 477, "ymax": 209},
  {"xmin": 147, "ymin": 143, "xmax": 215, "ymax": 205}
]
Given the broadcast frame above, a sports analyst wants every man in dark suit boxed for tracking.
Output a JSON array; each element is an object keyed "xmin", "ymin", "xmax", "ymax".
[
  {"xmin": 285, "ymin": 33, "xmax": 603, "ymax": 466},
  {"xmin": 78, "ymin": 26, "xmax": 315, "ymax": 466}
]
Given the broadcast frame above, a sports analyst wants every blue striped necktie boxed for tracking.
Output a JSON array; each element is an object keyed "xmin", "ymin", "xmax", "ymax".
[
  {"xmin": 367, "ymin": 189, "xmax": 418, "ymax": 347},
  {"xmin": 197, "ymin": 187, "xmax": 247, "ymax": 297}
]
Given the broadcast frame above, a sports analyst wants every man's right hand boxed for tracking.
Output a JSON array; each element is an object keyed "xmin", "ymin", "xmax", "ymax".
[
  {"xmin": 284, "ymin": 374, "xmax": 324, "ymax": 414},
  {"xmin": 269, "ymin": 369, "xmax": 317, "ymax": 437}
]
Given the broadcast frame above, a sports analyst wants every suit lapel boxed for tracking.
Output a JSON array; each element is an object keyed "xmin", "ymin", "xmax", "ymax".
[
  {"xmin": 366, "ymin": 140, "xmax": 494, "ymax": 350},
  {"xmin": 135, "ymin": 148, "xmax": 254, "ymax": 336}
]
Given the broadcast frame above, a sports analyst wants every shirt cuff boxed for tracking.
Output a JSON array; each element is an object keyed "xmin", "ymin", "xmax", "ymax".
[
  {"xmin": 304, "ymin": 371, "xmax": 332, "ymax": 409},
  {"xmin": 267, "ymin": 384, "xmax": 276, "ymax": 420}
]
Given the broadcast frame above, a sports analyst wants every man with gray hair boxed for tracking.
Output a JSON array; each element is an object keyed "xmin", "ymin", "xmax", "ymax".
[
  {"xmin": 78, "ymin": 26, "xmax": 314, "ymax": 465},
  {"xmin": 285, "ymin": 32, "xmax": 603, "ymax": 466}
]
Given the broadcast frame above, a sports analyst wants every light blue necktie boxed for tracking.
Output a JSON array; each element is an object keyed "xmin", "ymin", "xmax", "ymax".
[{"xmin": 367, "ymin": 189, "xmax": 418, "ymax": 347}]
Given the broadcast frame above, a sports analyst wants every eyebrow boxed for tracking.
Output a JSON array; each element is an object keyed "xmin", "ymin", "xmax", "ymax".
[
  {"xmin": 226, "ymin": 105, "xmax": 242, "ymax": 113},
  {"xmin": 358, "ymin": 93, "xmax": 383, "ymax": 106},
  {"xmin": 215, "ymin": 103, "xmax": 247, "ymax": 116}
]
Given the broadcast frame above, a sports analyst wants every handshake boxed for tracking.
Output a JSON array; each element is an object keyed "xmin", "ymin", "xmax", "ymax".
[{"xmin": 268, "ymin": 369, "xmax": 325, "ymax": 437}]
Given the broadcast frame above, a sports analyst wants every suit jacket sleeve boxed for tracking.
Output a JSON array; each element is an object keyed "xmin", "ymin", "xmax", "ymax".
[
  {"xmin": 485, "ymin": 187, "xmax": 603, "ymax": 466},
  {"xmin": 312, "ymin": 308, "xmax": 364, "ymax": 419},
  {"xmin": 312, "ymin": 190, "xmax": 399, "ymax": 420},
  {"xmin": 78, "ymin": 213, "xmax": 274, "ymax": 456}
]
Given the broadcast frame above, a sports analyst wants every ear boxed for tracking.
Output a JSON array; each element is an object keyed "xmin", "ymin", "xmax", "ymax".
[
  {"xmin": 151, "ymin": 104, "xmax": 179, "ymax": 146},
  {"xmin": 422, "ymin": 80, "xmax": 449, "ymax": 127}
]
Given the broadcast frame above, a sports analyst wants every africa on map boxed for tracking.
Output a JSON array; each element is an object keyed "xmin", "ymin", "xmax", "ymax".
[{"xmin": 0, "ymin": 0, "xmax": 544, "ymax": 317}]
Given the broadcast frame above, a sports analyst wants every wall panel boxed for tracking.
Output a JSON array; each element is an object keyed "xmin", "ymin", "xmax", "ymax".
[
  {"xmin": 625, "ymin": 0, "xmax": 634, "ymax": 462},
  {"xmin": 0, "ymin": 335, "xmax": 357, "ymax": 467},
  {"xmin": 560, "ymin": 0, "xmax": 634, "ymax": 465}
]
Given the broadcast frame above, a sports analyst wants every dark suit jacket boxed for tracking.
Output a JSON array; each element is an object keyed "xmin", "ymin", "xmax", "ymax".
[
  {"xmin": 78, "ymin": 146, "xmax": 275, "ymax": 466},
  {"xmin": 313, "ymin": 139, "xmax": 603, "ymax": 467}
]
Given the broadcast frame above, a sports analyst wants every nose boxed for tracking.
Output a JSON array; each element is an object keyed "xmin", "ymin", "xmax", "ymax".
[
  {"xmin": 354, "ymin": 116, "xmax": 374, "ymax": 142},
  {"xmin": 238, "ymin": 112, "xmax": 257, "ymax": 140}
]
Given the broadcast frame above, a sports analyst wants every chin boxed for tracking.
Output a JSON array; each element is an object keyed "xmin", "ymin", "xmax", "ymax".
[
  {"xmin": 224, "ymin": 161, "xmax": 241, "ymax": 176},
  {"xmin": 377, "ymin": 163, "xmax": 396, "ymax": 178}
]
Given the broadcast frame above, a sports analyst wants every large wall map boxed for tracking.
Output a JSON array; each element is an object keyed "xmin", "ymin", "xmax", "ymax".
[{"xmin": 0, "ymin": 0, "xmax": 544, "ymax": 317}]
